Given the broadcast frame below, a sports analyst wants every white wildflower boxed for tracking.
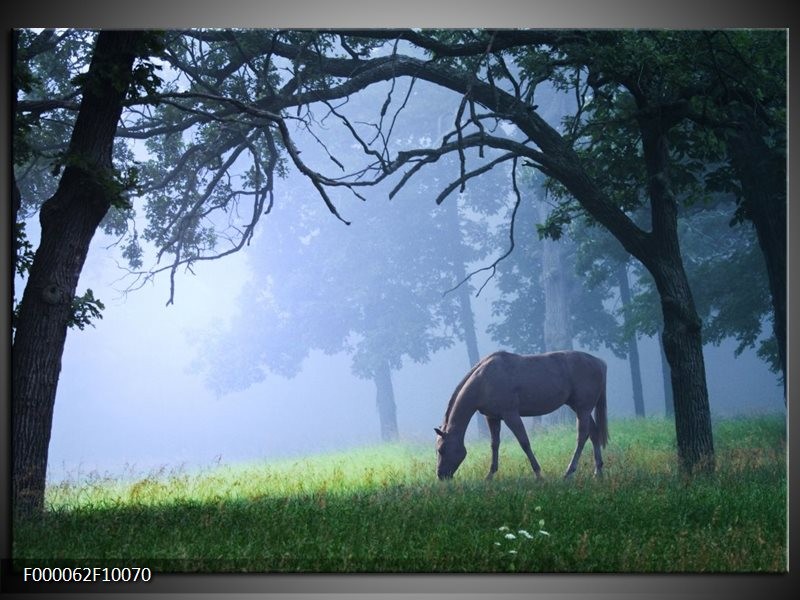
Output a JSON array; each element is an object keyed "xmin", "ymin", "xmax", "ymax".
[
  {"xmin": 498, "ymin": 525, "xmax": 510, "ymax": 531},
  {"xmin": 494, "ymin": 542, "xmax": 501, "ymax": 546},
  {"xmin": 535, "ymin": 505, "xmax": 542, "ymax": 512},
  {"xmin": 538, "ymin": 519, "xmax": 545, "ymax": 528},
  {"xmin": 508, "ymin": 550, "xmax": 517, "ymax": 555},
  {"xmin": 504, "ymin": 533, "xmax": 516, "ymax": 540},
  {"xmin": 518, "ymin": 529, "xmax": 534, "ymax": 539},
  {"xmin": 539, "ymin": 530, "xmax": 550, "ymax": 536}
]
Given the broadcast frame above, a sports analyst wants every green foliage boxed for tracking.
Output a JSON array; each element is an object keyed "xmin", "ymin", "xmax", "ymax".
[
  {"xmin": 48, "ymin": 151, "xmax": 142, "ymax": 211},
  {"xmin": 14, "ymin": 222, "xmax": 35, "ymax": 277},
  {"xmin": 14, "ymin": 415, "xmax": 786, "ymax": 572},
  {"xmin": 67, "ymin": 289, "xmax": 105, "ymax": 330}
]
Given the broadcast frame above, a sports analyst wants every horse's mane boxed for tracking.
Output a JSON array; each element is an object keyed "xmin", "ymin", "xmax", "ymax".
[{"xmin": 442, "ymin": 355, "xmax": 491, "ymax": 428}]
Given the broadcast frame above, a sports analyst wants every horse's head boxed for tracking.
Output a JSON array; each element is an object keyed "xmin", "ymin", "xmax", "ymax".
[{"xmin": 434, "ymin": 427, "xmax": 467, "ymax": 480}]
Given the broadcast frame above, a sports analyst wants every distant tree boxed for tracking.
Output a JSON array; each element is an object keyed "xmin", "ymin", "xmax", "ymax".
[
  {"xmin": 487, "ymin": 175, "xmax": 623, "ymax": 370},
  {"xmin": 194, "ymin": 177, "xmax": 478, "ymax": 440}
]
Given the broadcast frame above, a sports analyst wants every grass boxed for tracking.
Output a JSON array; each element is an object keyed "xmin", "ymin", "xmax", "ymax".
[{"xmin": 13, "ymin": 415, "xmax": 787, "ymax": 573}]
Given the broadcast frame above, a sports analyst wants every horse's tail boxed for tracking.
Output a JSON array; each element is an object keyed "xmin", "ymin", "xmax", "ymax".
[{"xmin": 594, "ymin": 366, "xmax": 609, "ymax": 448}]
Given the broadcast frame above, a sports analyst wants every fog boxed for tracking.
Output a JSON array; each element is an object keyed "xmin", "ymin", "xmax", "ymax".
[
  {"xmin": 42, "ymin": 210, "xmax": 784, "ymax": 483},
  {"xmin": 19, "ymin": 71, "xmax": 784, "ymax": 485}
]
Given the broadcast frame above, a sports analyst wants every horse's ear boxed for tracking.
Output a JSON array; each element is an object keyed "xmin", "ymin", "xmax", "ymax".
[{"xmin": 434, "ymin": 427, "xmax": 445, "ymax": 437}]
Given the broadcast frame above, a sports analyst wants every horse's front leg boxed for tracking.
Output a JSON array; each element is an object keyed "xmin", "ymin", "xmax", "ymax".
[
  {"xmin": 485, "ymin": 416, "xmax": 501, "ymax": 480},
  {"xmin": 502, "ymin": 412, "xmax": 542, "ymax": 479}
]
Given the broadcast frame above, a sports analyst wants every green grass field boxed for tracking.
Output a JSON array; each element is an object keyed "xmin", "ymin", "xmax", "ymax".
[{"xmin": 14, "ymin": 415, "xmax": 786, "ymax": 573}]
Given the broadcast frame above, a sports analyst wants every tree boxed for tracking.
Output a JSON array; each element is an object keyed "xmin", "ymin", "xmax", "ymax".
[
  {"xmin": 12, "ymin": 31, "xmax": 149, "ymax": 516},
  {"xmin": 692, "ymin": 31, "xmax": 786, "ymax": 386},
  {"xmin": 624, "ymin": 198, "xmax": 777, "ymax": 379}
]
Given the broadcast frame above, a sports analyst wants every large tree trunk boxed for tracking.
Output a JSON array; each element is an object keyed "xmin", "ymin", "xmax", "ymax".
[
  {"xmin": 651, "ymin": 263, "xmax": 714, "ymax": 473},
  {"xmin": 639, "ymin": 117, "xmax": 715, "ymax": 474},
  {"xmin": 374, "ymin": 360, "xmax": 399, "ymax": 442},
  {"xmin": 726, "ymin": 121, "xmax": 786, "ymax": 393},
  {"xmin": 12, "ymin": 31, "xmax": 142, "ymax": 517},
  {"xmin": 617, "ymin": 263, "xmax": 645, "ymax": 417}
]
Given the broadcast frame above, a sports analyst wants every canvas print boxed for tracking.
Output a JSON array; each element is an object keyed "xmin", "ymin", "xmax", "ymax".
[{"xmin": 10, "ymin": 28, "xmax": 786, "ymax": 574}]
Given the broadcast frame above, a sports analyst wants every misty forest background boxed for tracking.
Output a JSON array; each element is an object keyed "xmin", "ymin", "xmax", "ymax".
[{"xmin": 11, "ymin": 29, "xmax": 785, "ymax": 507}]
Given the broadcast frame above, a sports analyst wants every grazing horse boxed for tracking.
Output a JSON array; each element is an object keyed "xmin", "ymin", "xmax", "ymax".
[{"xmin": 435, "ymin": 350, "xmax": 608, "ymax": 480}]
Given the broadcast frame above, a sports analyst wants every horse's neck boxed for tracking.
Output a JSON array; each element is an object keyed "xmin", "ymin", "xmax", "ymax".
[{"xmin": 445, "ymin": 401, "xmax": 476, "ymax": 438}]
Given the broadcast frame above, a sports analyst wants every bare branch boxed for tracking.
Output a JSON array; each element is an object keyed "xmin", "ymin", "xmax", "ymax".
[
  {"xmin": 433, "ymin": 152, "xmax": 517, "ymax": 205},
  {"xmin": 444, "ymin": 157, "xmax": 523, "ymax": 298}
]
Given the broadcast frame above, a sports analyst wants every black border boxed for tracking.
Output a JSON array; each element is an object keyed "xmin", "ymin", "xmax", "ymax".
[{"xmin": 1, "ymin": 0, "xmax": 795, "ymax": 597}]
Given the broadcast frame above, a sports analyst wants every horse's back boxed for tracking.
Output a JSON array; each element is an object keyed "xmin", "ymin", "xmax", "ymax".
[{"xmin": 475, "ymin": 350, "xmax": 605, "ymax": 416}]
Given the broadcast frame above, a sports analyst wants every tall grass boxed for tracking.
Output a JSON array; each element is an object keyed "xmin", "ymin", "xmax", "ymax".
[{"xmin": 14, "ymin": 415, "xmax": 786, "ymax": 572}]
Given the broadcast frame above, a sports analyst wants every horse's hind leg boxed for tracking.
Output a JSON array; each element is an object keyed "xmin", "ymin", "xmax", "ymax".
[
  {"xmin": 486, "ymin": 417, "xmax": 501, "ymax": 480},
  {"xmin": 502, "ymin": 413, "xmax": 542, "ymax": 479},
  {"xmin": 564, "ymin": 411, "xmax": 591, "ymax": 479},
  {"xmin": 588, "ymin": 416, "xmax": 604, "ymax": 476}
]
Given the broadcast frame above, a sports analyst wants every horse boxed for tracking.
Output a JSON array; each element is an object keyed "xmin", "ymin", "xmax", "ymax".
[{"xmin": 434, "ymin": 350, "xmax": 608, "ymax": 480}]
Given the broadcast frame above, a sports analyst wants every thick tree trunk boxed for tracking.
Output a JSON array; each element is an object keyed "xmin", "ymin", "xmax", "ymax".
[
  {"xmin": 617, "ymin": 263, "xmax": 645, "ymax": 417},
  {"xmin": 652, "ymin": 265, "xmax": 714, "ymax": 473},
  {"xmin": 639, "ymin": 117, "xmax": 714, "ymax": 474},
  {"xmin": 726, "ymin": 122, "xmax": 786, "ymax": 393},
  {"xmin": 374, "ymin": 360, "xmax": 399, "ymax": 442},
  {"xmin": 12, "ymin": 31, "xmax": 142, "ymax": 517}
]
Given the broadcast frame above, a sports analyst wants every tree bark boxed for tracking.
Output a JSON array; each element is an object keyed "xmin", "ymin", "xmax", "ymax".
[
  {"xmin": 617, "ymin": 263, "xmax": 645, "ymax": 417},
  {"xmin": 638, "ymin": 116, "xmax": 714, "ymax": 474},
  {"xmin": 659, "ymin": 329, "xmax": 674, "ymax": 417},
  {"xmin": 12, "ymin": 31, "xmax": 143, "ymax": 517},
  {"xmin": 374, "ymin": 360, "xmax": 399, "ymax": 442}
]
